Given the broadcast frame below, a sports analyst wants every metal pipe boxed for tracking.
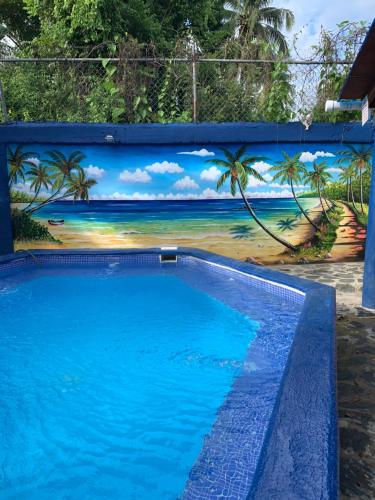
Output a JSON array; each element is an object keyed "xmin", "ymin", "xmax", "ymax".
[
  {"xmin": 325, "ymin": 99, "xmax": 363, "ymax": 112},
  {"xmin": 0, "ymin": 79, "xmax": 8, "ymax": 122},
  {"xmin": 192, "ymin": 58, "xmax": 197, "ymax": 123}
]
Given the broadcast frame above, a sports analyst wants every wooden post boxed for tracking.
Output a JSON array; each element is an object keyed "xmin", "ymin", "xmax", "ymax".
[
  {"xmin": 192, "ymin": 53, "xmax": 197, "ymax": 123},
  {"xmin": 0, "ymin": 79, "xmax": 8, "ymax": 123}
]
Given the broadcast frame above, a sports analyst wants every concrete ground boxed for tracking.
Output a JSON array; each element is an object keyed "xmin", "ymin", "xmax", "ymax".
[{"xmin": 272, "ymin": 262, "xmax": 375, "ymax": 500}]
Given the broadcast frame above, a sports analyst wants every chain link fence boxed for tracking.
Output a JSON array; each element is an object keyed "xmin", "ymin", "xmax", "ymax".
[{"xmin": 0, "ymin": 57, "xmax": 352, "ymax": 123}]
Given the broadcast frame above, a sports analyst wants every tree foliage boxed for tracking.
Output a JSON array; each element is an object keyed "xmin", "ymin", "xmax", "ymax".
[{"xmin": 0, "ymin": 1, "xmax": 371, "ymax": 124}]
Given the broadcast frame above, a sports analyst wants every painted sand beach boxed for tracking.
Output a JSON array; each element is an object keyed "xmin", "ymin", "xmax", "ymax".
[{"xmin": 14, "ymin": 198, "xmax": 323, "ymax": 263}]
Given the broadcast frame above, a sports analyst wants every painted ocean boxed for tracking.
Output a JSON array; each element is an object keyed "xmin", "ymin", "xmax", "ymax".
[{"xmin": 25, "ymin": 197, "xmax": 322, "ymax": 261}]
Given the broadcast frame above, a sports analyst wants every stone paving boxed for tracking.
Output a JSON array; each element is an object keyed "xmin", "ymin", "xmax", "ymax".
[{"xmin": 272, "ymin": 262, "xmax": 375, "ymax": 500}]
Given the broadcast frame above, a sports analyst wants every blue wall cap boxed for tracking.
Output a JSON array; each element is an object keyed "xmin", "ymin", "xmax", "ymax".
[{"xmin": 0, "ymin": 121, "xmax": 373, "ymax": 145}]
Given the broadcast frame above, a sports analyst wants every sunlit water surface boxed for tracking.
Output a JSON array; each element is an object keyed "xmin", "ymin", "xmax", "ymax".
[{"xmin": 0, "ymin": 268, "xmax": 258, "ymax": 499}]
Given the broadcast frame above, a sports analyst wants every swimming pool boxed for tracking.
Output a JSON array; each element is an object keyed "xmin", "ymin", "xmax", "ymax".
[{"xmin": 0, "ymin": 249, "xmax": 337, "ymax": 499}]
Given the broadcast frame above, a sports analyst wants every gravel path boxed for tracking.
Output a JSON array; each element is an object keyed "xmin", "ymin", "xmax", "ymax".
[{"xmin": 272, "ymin": 262, "xmax": 375, "ymax": 500}]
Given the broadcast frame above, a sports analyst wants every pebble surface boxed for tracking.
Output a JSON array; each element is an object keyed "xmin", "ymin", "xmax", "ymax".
[{"xmin": 272, "ymin": 262, "xmax": 375, "ymax": 500}]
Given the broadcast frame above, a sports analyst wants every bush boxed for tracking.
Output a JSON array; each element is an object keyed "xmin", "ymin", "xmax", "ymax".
[{"xmin": 12, "ymin": 209, "xmax": 57, "ymax": 242}]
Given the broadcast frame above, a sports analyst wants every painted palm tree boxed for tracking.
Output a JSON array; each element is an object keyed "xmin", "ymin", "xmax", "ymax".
[
  {"xmin": 338, "ymin": 165, "xmax": 358, "ymax": 209},
  {"xmin": 224, "ymin": 0, "xmax": 294, "ymax": 54},
  {"xmin": 336, "ymin": 145, "xmax": 372, "ymax": 213},
  {"xmin": 230, "ymin": 224, "xmax": 256, "ymax": 239},
  {"xmin": 303, "ymin": 161, "xmax": 333, "ymax": 223},
  {"xmin": 66, "ymin": 170, "xmax": 97, "ymax": 201},
  {"xmin": 270, "ymin": 152, "xmax": 319, "ymax": 230},
  {"xmin": 7, "ymin": 146, "xmax": 37, "ymax": 185},
  {"xmin": 28, "ymin": 170, "xmax": 97, "ymax": 213},
  {"xmin": 294, "ymin": 208, "xmax": 311, "ymax": 219},
  {"xmin": 24, "ymin": 163, "xmax": 52, "ymax": 211},
  {"xmin": 29, "ymin": 150, "xmax": 87, "ymax": 213},
  {"xmin": 207, "ymin": 146, "xmax": 296, "ymax": 251},
  {"xmin": 277, "ymin": 217, "xmax": 297, "ymax": 232}
]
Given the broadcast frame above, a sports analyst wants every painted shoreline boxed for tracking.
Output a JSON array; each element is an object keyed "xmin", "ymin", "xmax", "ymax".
[{"xmin": 13, "ymin": 199, "xmax": 324, "ymax": 264}]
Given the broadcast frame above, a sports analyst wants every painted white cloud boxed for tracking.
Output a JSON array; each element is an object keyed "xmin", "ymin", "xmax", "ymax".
[
  {"xmin": 299, "ymin": 151, "xmax": 335, "ymax": 162},
  {"xmin": 93, "ymin": 186, "xmax": 306, "ymax": 201},
  {"xmin": 326, "ymin": 167, "xmax": 342, "ymax": 174},
  {"xmin": 177, "ymin": 148, "xmax": 215, "ymax": 157},
  {"xmin": 119, "ymin": 168, "xmax": 151, "ymax": 183},
  {"xmin": 13, "ymin": 181, "xmax": 33, "ymax": 195},
  {"xmin": 235, "ymin": 172, "xmax": 272, "ymax": 187},
  {"xmin": 173, "ymin": 176, "xmax": 199, "ymax": 190},
  {"xmin": 200, "ymin": 166, "xmax": 221, "ymax": 182},
  {"xmin": 27, "ymin": 157, "xmax": 40, "ymax": 166},
  {"xmin": 84, "ymin": 165, "xmax": 106, "ymax": 179},
  {"xmin": 245, "ymin": 189, "xmax": 303, "ymax": 199},
  {"xmin": 145, "ymin": 161, "xmax": 183, "ymax": 174},
  {"xmin": 252, "ymin": 161, "xmax": 273, "ymax": 174}
]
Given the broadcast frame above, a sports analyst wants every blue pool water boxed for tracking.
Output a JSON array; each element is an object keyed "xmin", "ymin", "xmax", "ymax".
[{"xmin": 0, "ymin": 267, "xmax": 258, "ymax": 499}]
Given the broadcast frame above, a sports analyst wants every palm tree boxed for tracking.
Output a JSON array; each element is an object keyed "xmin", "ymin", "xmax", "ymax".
[
  {"xmin": 336, "ymin": 145, "xmax": 372, "ymax": 213},
  {"xmin": 24, "ymin": 163, "xmax": 52, "ymax": 211},
  {"xmin": 303, "ymin": 161, "xmax": 333, "ymax": 223},
  {"xmin": 29, "ymin": 150, "xmax": 86, "ymax": 214},
  {"xmin": 270, "ymin": 152, "xmax": 319, "ymax": 230},
  {"xmin": 7, "ymin": 146, "xmax": 37, "ymax": 185},
  {"xmin": 28, "ymin": 170, "xmax": 97, "ymax": 213},
  {"xmin": 66, "ymin": 170, "xmax": 97, "ymax": 201},
  {"xmin": 223, "ymin": 1, "xmax": 294, "ymax": 84},
  {"xmin": 207, "ymin": 146, "xmax": 296, "ymax": 251},
  {"xmin": 224, "ymin": 0, "xmax": 294, "ymax": 54},
  {"xmin": 338, "ymin": 165, "xmax": 358, "ymax": 210}
]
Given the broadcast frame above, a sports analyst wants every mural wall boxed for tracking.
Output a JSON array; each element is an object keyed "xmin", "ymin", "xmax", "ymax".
[{"xmin": 8, "ymin": 142, "xmax": 372, "ymax": 264}]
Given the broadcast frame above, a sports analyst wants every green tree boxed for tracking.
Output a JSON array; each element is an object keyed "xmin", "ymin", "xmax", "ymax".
[
  {"xmin": 0, "ymin": 0, "xmax": 40, "ymax": 47},
  {"xmin": 270, "ymin": 152, "xmax": 319, "ymax": 230},
  {"xmin": 66, "ymin": 169, "xmax": 97, "ymax": 201},
  {"xmin": 338, "ymin": 165, "xmax": 357, "ymax": 208},
  {"xmin": 207, "ymin": 145, "xmax": 296, "ymax": 251},
  {"xmin": 22, "ymin": 0, "xmax": 227, "ymax": 52},
  {"xmin": 24, "ymin": 162, "xmax": 51, "ymax": 210},
  {"xmin": 336, "ymin": 144, "xmax": 372, "ymax": 213},
  {"xmin": 27, "ymin": 149, "xmax": 86, "ymax": 213},
  {"xmin": 224, "ymin": 0, "xmax": 294, "ymax": 54},
  {"xmin": 303, "ymin": 161, "xmax": 332, "ymax": 223},
  {"xmin": 7, "ymin": 145, "xmax": 37, "ymax": 185}
]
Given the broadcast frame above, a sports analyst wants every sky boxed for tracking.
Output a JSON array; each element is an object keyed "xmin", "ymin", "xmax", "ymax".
[
  {"xmin": 11, "ymin": 143, "xmax": 360, "ymax": 200},
  {"xmin": 273, "ymin": 0, "xmax": 374, "ymax": 57}
]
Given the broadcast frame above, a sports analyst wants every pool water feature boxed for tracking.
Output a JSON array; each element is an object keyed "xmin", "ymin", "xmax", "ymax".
[{"xmin": 0, "ymin": 251, "xmax": 336, "ymax": 500}]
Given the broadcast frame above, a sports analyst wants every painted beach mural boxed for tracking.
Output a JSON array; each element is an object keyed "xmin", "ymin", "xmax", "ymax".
[{"xmin": 8, "ymin": 142, "xmax": 372, "ymax": 264}]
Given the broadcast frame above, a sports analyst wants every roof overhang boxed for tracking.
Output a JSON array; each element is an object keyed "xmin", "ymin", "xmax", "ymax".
[{"xmin": 340, "ymin": 19, "xmax": 375, "ymax": 107}]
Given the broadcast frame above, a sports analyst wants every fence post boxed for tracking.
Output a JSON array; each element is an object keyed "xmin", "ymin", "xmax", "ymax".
[
  {"xmin": 0, "ymin": 79, "xmax": 8, "ymax": 123},
  {"xmin": 192, "ymin": 54, "xmax": 197, "ymax": 123}
]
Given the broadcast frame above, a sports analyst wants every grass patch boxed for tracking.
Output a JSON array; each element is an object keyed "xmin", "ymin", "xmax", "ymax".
[
  {"xmin": 295, "ymin": 205, "xmax": 343, "ymax": 261},
  {"xmin": 347, "ymin": 202, "xmax": 368, "ymax": 227},
  {"xmin": 12, "ymin": 209, "xmax": 58, "ymax": 242}
]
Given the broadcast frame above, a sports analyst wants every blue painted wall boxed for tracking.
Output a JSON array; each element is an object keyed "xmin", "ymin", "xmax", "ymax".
[
  {"xmin": 362, "ymin": 149, "xmax": 375, "ymax": 308},
  {"xmin": 0, "ymin": 143, "xmax": 13, "ymax": 255},
  {"xmin": 1, "ymin": 122, "xmax": 373, "ymax": 259}
]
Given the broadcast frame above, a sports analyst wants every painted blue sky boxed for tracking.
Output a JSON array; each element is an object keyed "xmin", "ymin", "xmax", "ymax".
[{"xmin": 12, "ymin": 143, "xmax": 371, "ymax": 200}]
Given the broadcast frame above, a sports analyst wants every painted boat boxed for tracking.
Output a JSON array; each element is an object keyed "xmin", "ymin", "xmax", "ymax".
[{"xmin": 48, "ymin": 219, "xmax": 64, "ymax": 226}]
